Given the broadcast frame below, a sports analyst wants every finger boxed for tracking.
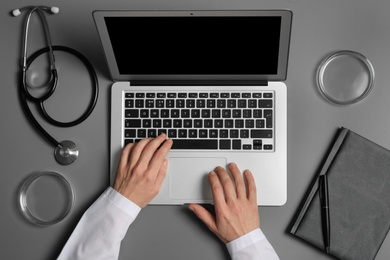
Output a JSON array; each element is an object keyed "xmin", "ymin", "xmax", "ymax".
[
  {"xmin": 118, "ymin": 142, "xmax": 135, "ymax": 171},
  {"xmin": 209, "ymin": 170, "xmax": 226, "ymax": 206},
  {"xmin": 188, "ymin": 204, "xmax": 218, "ymax": 234},
  {"xmin": 148, "ymin": 138, "xmax": 172, "ymax": 172},
  {"xmin": 138, "ymin": 133, "xmax": 168, "ymax": 166},
  {"xmin": 215, "ymin": 166, "xmax": 237, "ymax": 201},
  {"xmin": 128, "ymin": 138, "xmax": 153, "ymax": 167},
  {"xmin": 114, "ymin": 143, "xmax": 135, "ymax": 190},
  {"xmin": 244, "ymin": 169, "xmax": 257, "ymax": 204},
  {"xmin": 153, "ymin": 159, "xmax": 169, "ymax": 193},
  {"xmin": 228, "ymin": 163, "xmax": 246, "ymax": 200}
]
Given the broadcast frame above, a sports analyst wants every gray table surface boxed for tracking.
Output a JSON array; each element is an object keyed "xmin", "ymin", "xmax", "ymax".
[{"xmin": 2, "ymin": 0, "xmax": 390, "ymax": 259}]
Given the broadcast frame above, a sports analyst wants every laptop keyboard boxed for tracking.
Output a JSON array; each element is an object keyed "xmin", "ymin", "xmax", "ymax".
[{"xmin": 123, "ymin": 91, "xmax": 274, "ymax": 151}]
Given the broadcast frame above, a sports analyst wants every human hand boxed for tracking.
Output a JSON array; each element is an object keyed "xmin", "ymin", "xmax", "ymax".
[
  {"xmin": 188, "ymin": 163, "xmax": 260, "ymax": 243},
  {"xmin": 113, "ymin": 134, "xmax": 173, "ymax": 208}
]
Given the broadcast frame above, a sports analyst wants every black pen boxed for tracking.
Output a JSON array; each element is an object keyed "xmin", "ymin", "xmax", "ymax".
[{"xmin": 319, "ymin": 174, "xmax": 330, "ymax": 253}]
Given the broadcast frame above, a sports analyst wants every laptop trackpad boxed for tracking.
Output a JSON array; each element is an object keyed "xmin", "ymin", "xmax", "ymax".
[{"xmin": 169, "ymin": 157, "xmax": 227, "ymax": 200}]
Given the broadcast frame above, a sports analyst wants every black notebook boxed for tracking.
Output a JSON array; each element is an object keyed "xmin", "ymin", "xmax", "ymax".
[{"xmin": 290, "ymin": 128, "xmax": 390, "ymax": 260}]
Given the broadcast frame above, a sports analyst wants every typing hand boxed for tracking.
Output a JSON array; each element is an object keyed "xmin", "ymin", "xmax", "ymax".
[
  {"xmin": 188, "ymin": 163, "xmax": 260, "ymax": 243},
  {"xmin": 113, "ymin": 134, "xmax": 173, "ymax": 208}
]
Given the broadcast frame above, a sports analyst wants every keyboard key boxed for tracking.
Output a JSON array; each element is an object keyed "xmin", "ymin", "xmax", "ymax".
[
  {"xmin": 156, "ymin": 99, "xmax": 165, "ymax": 108},
  {"xmin": 259, "ymin": 100, "xmax": 273, "ymax": 108},
  {"xmin": 217, "ymin": 99, "xmax": 226, "ymax": 108},
  {"xmin": 233, "ymin": 139, "xmax": 241, "ymax": 149},
  {"xmin": 125, "ymin": 109, "xmax": 139, "ymax": 118},
  {"xmin": 243, "ymin": 144, "xmax": 252, "ymax": 150},
  {"xmin": 186, "ymin": 99, "xmax": 195, "ymax": 108},
  {"xmin": 125, "ymin": 129, "xmax": 136, "ymax": 138},
  {"xmin": 199, "ymin": 130, "xmax": 208, "ymax": 138},
  {"xmin": 209, "ymin": 129, "xmax": 218, "ymax": 138},
  {"xmin": 168, "ymin": 129, "xmax": 177, "ymax": 138},
  {"xmin": 240, "ymin": 130, "xmax": 249, "ymax": 138},
  {"xmin": 212, "ymin": 109, "xmax": 221, "ymax": 118},
  {"xmin": 176, "ymin": 99, "xmax": 185, "ymax": 108},
  {"xmin": 220, "ymin": 140, "xmax": 231, "ymax": 149},
  {"xmin": 178, "ymin": 129, "xmax": 187, "ymax": 138},
  {"xmin": 189, "ymin": 129, "xmax": 198, "ymax": 138},
  {"xmin": 125, "ymin": 100, "xmax": 134, "ymax": 108},
  {"xmin": 230, "ymin": 129, "xmax": 239, "ymax": 138},
  {"xmin": 125, "ymin": 119, "xmax": 141, "ymax": 128},
  {"xmin": 264, "ymin": 110, "xmax": 273, "ymax": 128},
  {"xmin": 148, "ymin": 129, "xmax": 157, "ymax": 137},
  {"xmin": 219, "ymin": 129, "xmax": 229, "ymax": 138},
  {"xmin": 171, "ymin": 139, "xmax": 218, "ymax": 149},
  {"xmin": 251, "ymin": 130, "xmax": 273, "ymax": 138},
  {"xmin": 138, "ymin": 129, "xmax": 146, "ymax": 137}
]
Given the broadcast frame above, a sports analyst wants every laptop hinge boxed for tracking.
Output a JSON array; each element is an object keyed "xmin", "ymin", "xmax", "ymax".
[{"xmin": 131, "ymin": 80, "xmax": 268, "ymax": 86}]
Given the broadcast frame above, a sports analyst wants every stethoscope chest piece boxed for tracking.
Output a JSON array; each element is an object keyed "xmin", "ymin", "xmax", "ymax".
[{"xmin": 54, "ymin": 140, "xmax": 79, "ymax": 165}]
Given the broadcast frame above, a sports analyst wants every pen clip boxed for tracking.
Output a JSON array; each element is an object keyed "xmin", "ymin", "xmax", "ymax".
[{"xmin": 319, "ymin": 175, "xmax": 324, "ymax": 202}]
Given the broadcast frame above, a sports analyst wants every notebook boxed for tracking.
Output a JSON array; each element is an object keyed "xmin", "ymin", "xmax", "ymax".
[
  {"xmin": 93, "ymin": 10, "xmax": 292, "ymax": 205},
  {"xmin": 290, "ymin": 128, "xmax": 390, "ymax": 259}
]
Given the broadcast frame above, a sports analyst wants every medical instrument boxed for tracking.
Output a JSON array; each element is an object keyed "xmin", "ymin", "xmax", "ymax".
[
  {"xmin": 317, "ymin": 50, "xmax": 374, "ymax": 105},
  {"xmin": 19, "ymin": 171, "xmax": 74, "ymax": 226},
  {"xmin": 12, "ymin": 6, "xmax": 99, "ymax": 165}
]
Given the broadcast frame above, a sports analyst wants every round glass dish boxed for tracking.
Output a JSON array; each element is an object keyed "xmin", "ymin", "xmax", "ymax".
[
  {"xmin": 317, "ymin": 50, "xmax": 375, "ymax": 105},
  {"xmin": 19, "ymin": 171, "xmax": 74, "ymax": 226}
]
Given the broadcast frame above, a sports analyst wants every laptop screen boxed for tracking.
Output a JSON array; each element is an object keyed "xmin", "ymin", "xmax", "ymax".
[
  {"xmin": 94, "ymin": 10, "xmax": 292, "ymax": 81},
  {"xmin": 105, "ymin": 16, "xmax": 281, "ymax": 75}
]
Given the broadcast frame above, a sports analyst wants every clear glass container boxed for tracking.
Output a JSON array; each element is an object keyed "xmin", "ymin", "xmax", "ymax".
[
  {"xmin": 19, "ymin": 171, "xmax": 74, "ymax": 226},
  {"xmin": 317, "ymin": 50, "xmax": 375, "ymax": 105}
]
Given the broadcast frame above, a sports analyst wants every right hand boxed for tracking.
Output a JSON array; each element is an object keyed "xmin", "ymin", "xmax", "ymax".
[{"xmin": 188, "ymin": 163, "xmax": 260, "ymax": 243}]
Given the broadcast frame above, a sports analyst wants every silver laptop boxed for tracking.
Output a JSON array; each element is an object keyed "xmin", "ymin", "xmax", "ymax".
[{"xmin": 93, "ymin": 10, "xmax": 292, "ymax": 205}]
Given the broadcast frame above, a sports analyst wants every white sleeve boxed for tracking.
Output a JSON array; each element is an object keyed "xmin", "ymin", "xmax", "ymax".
[
  {"xmin": 226, "ymin": 228, "xmax": 280, "ymax": 260},
  {"xmin": 57, "ymin": 187, "xmax": 141, "ymax": 260}
]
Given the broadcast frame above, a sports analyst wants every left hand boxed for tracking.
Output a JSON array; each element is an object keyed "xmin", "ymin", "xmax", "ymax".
[{"xmin": 113, "ymin": 134, "xmax": 173, "ymax": 208}]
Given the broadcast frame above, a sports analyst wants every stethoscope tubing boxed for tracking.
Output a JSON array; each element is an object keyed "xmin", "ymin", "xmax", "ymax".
[
  {"xmin": 17, "ymin": 6, "xmax": 99, "ymax": 151},
  {"xmin": 20, "ymin": 45, "xmax": 99, "ymax": 147}
]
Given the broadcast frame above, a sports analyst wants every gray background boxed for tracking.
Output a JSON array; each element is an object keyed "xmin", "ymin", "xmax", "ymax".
[{"xmin": 1, "ymin": 0, "xmax": 390, "ymax": 259}]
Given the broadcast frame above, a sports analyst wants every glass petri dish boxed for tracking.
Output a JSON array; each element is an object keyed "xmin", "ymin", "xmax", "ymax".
[
  {"xmin": 19, "ymin": 171, "xmax": 74, "ymax": 226},
  {"xmin": 317, "ymin": 50, "xmax": 375, "ymax": 105}
]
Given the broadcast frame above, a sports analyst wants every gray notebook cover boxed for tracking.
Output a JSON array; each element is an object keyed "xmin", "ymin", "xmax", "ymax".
[{"xmin": 290, "ymin": 128, "xmax": 390, "ymax": 260}]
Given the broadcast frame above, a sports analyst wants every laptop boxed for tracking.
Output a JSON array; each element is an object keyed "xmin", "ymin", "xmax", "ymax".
[{"xmin": 93, "ymin": 10, "xmax": 292, "ymax": 205}]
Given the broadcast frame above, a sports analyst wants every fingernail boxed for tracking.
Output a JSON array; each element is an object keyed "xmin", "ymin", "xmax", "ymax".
[
  {"xmin": 228, "ymin": 162, "xmax": 237, "ymax": 168},
  {"xmin": 163, "ymin": 159, "xmax": 168, "ymax": 167}
]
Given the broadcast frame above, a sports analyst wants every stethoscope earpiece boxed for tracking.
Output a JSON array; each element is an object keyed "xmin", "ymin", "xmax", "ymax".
[{"xmin": 12, "ymin": 6, "xmax": 60, "ymax": 17}]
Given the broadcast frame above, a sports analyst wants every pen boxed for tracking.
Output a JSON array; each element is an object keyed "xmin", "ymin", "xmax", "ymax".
[{"xmin": 319, "ymin": 174, "xmax": 330, "ymax": 253}]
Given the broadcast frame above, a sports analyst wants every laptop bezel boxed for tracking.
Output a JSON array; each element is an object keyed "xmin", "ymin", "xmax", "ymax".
[{"xmin": 93, "ymin": 10, "xmax": 292, "ymax": 82}]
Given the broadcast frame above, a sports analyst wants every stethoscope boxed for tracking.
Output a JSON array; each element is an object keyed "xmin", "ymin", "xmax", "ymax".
[{"xmin": 12, "ymin": 6, "xmax": 99, "ymax": 165}]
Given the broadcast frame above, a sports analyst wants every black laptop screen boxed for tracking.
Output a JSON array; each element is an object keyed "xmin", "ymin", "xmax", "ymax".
[{"xmin": 104, "ymin": 16, "xmax": 281, "ymax": 75}]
